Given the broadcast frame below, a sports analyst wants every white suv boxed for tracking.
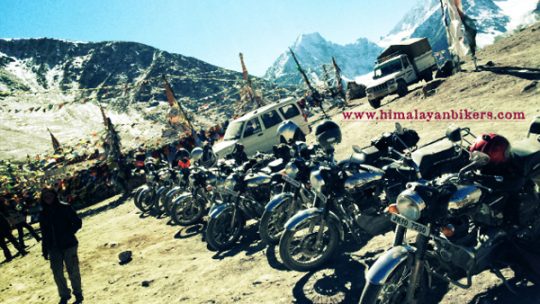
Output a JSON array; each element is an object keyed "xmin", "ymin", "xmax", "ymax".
[{"xmin": 213, "ymin": 98, "xmax": 310, "ymax": 158}]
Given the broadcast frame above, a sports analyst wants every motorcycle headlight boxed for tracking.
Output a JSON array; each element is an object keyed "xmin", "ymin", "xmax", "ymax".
[
  {"xmin": 396, "ymin": 188, "xmax": 425, "ymax": 221},
  {"xmin": 283, "ymin": 162, "xmax": 299, "ymax": 178},
  {"xmin": 159, "ymin": 171, "xmax": 170, "ymax": 181},
  {"xmin": 224, "ymin": 175, "xmax": 236, "ymax": 190},
  {"xmin": 310, "ymin": 170, "xmax": 325, "ymax": 193}
]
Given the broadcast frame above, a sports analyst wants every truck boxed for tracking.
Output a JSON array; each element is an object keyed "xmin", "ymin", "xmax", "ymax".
[{"xmin": 365, "ymin": 38, "xmax": 437, "ymax": 108}]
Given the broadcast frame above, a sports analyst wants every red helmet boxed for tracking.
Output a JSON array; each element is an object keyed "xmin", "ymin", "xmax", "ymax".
[{"xmin": 469, "ymin": 133, "xmax": 511, "ymax": 164}]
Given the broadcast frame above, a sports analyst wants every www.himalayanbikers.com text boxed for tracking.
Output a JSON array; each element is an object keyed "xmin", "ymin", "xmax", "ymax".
[{"xmin": 341, "ymin": 109, "xmax": 526, "ymax": 122}]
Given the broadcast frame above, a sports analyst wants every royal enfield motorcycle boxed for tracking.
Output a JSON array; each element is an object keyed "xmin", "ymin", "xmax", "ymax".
[
  {"xmin": 259, "ymin": 155, "xmax": 317, "ymax": 245},
  {"xmin": 360, "ymin": 137, "xmax": 540, "ymax": 304},
  {"xmin": 205, "ymin": 158, "xmax": 275, "ymax": 251},
  {"xmin": 278, "ymin": 126, "xmax": 475, "ymax": 271}
]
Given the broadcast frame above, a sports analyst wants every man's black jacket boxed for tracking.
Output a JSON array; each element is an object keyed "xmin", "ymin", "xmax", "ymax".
[{"xmin": 39, "ymin": 202, "xmax": 82, "ymax": 255}]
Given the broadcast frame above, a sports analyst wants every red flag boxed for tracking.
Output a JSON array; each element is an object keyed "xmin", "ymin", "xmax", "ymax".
[
  {"xmin": 162, "ymin": 76, "xmax": 194, "ymax": 132},
  {"xmin": 163, "ymin": 77, "xmax": 178, "ymax": 107}
]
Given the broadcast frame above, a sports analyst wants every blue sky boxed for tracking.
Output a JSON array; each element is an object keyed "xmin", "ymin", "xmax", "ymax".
[{"xmin": 0, "ymin": 0, "xmax": 414, "ymax": 76}]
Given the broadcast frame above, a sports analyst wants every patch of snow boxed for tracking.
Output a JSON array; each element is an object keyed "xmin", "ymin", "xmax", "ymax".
[
  {"xmin": 495, "ymin": 0, "xmax": 538, "ymax": 31},
  {"xmin": 45, "ymin": 65, "xmax": 64, "ymax": 89},
  {"xmin": 4, "ymin": 59, "xmax": 41, "ymax": 90}
]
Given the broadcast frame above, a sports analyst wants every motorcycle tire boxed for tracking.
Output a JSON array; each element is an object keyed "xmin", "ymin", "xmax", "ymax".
[
  {"xmin": 259, "ymin": 202, "xmax": 289, "ymax": 245},
  {"xmin": 206, "ymin": 208, "xmax": 244, "ymax": 251},
  {"xmin": 138, "ymin": 188, "xmax": 155, "ymax": 213},
  {"xmin": 172, "ymin": 193, "xmax": 207, "ymax": 226},
  {"xmin": 164, "ymin": 188, "xmax": 182, "ymax": 217},
  {"xmin": 278, "ymin": 216, "xmax": 340, "ymax": 271},
  {"xmin": 359, "ymin": 262, "xmax": 428, "ymax": 304},
  {"xmin": 133, "ymin": 186, "xmax": 145, "ymax": 210}
]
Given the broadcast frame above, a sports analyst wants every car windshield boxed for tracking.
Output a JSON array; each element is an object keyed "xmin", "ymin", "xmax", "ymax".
[
  {"xmin": 224, "ymin": 121, "xmax": 244, "ymax": 140},
  {"xmin": 374, "ymin": 58, "xmax": 402, "ymax": 79}
]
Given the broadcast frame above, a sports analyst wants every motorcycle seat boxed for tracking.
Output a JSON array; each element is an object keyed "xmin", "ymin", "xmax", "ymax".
[
  {"xmin": 511, "ymin": 138, "xmax": 540, "ymax": 177},
  {"xmin": 360, "ymin": 146, "xmax": 382, "ymax": 165},
  {"xmin": 412, "ymin": 139, "xmax": 466, "ymax": 179},
  {"xmin": 268, "ymin": 158, "xmax": 285, "ymax": 172}
]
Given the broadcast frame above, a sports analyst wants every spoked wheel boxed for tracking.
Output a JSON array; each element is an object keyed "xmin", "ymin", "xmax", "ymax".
[
  {"xmin": 360, "ymin": 263, "xmax": 428, "ymax": 304},
  {"xmin": 172, "ymin": 193, "xmax": 207, "ymax": 226},
  {"xmin": 206, "ymin": 208, "xmax": 244, "ymax": 251},
  {"xmin": 153, "ymin": 186, "xmax": 170, "ymax": 215},
  {"xmin": 138, "ymin": 188, "xmax": 156, "ymax": 213},
  {"xmin": 259, "ymin": 201, "xmax": 291, "ymax": 245},
  {"xmin": 163, "ymin": 189, "xmax": 182, "ymax": 217},
  {"xmin": 278, "ymin": 216, "xmax": 340, "ymax": 271},
  {"xmin": 133, "ymin": 187, "xmax": 145, "ymax": 210}
]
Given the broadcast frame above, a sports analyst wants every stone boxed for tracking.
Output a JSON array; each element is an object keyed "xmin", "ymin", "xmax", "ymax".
[
  {"xmin": 118, "ymin": 251, "xmax": 133, "ymax": 265},
  {"xmin": 141, "ymin": 280, "xmax": 151, "ymax": 287}
]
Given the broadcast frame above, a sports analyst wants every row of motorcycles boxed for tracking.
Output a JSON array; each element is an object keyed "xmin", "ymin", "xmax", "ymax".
[{"xmin": 132, "ymin": 117, "xmax": 540, "ymax": 304}]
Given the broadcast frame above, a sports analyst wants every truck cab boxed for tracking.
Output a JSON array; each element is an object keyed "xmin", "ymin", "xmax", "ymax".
[{"xmin": 366, "ymin": 38, "xmax": 436, "ymax": 109}]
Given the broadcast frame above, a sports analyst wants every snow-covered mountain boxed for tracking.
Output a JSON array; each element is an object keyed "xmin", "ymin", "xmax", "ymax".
[
  {"xmin": 380, "ymin": 0, "xmax": 539, "ymax": 51},
  {"xmin": 265, "ymin": 0, "xmax": 539, "ymax": 85},
  {"xmin": 263, "ymin": 33, "xmax": 382, "ymax": 86}
]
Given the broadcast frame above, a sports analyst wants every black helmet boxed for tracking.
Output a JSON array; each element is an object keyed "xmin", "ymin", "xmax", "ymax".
[
  {"xmin": 315, "ymin": 120, "xmax": 341, "ymax": 150},
  {"xmin": 277, "ymin": 120, "xmax": 300, "ymax": 144},
  {"xmin": 176, "ymin": 148, "xmax": 190, "ymax": 160},
  {"xmin": 234, "ymin": 143, "xmax": 244, "ymax": 153},
  {"xmin": 273, "ymin": 143, "xmax": 292, "ymax": 161}
]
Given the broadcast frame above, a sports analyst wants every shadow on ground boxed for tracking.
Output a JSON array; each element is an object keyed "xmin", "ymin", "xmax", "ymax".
[
  {"xmin": 292, "ymin": 254, "xmax": 366, "ymax": 304},
  {"xmin": 479, "ymin": 65, "xmax": 540, "ymax": 81},
  {"xmin": 468, "ymin": 278, "xmax": 540, "ymax": 304},
  {"xmin": 174, "ymin": 223, "xmax": 206, "ymax": 239},
  {"xmin": 211, "ymin": 224, "xmax": 266, "ymax": 260},
  {"xmin": 79, "ymin": 194, "xmax": 130, "ymax": 218}
]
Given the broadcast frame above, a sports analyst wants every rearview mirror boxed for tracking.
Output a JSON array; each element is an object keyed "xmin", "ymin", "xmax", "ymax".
[
  {"xmin": 528, "ymin": 116, "xmax": 540, "ymax": 138},
  {"xmin": 446, "ymin": 125, "xmax": 462, "ymax": 142},
  {"xmin": 395, "ymin": 122, "xmax": 403, "ymax": 135}
]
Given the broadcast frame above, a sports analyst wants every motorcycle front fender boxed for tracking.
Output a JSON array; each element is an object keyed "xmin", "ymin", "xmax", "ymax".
[
  {"xmin": 209, "ymin": 203, "xmax": 235, "ymax": 219},
  {"xmin": 365, "ymin": 245, "xmax": 415, "ymax": 285},
  {"xmin": 264, "ymin": 192, "xmax": 294, "ymax": 212},
  {"xmin": 171, "ymin": 192, "xmax": 193, "ymax": 207},
  {"xmin": 133, "ymin": 185, "xmax": 147, "ymax": 196},
  {"xmin": 166, "ymin": 186, "xmax": 182, "ymax": 198},
  {"xmin": 283, "ymin": 208, "xmax": 344, "ymax": 240},
  {"xmin": 156, "ymin": 186, "xmax": 169, "ymax": 197}
]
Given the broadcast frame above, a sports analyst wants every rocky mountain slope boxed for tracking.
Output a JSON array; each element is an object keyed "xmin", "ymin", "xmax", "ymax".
[
  {"xmin": 0, "ymin": 39, "xmax": 297, "ymax": 160},
  {"xmin": 0, "ymin": 38, "xmax": 288, "ymax": 114},
  {"xmin": 265, "ymin": 0, "xmax": 539, "ymax": 85}
]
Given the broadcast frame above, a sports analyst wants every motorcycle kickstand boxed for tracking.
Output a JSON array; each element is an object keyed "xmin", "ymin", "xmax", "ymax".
[{"xmin": 490, "ymin": 268, "xmax": 518, "ymax": 295}]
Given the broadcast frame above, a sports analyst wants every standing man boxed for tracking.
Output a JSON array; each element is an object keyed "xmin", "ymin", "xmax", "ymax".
[
  {"xmin": 4, "ymin": 196, "xmax": 41, "ymax": 247},
  {"xmin": 40, "ymin": 187, "xmax": 83, "ymax": 304},
  {"xmin": 0, "ymin": 197, "xmax": 27, "ymax": 262}
]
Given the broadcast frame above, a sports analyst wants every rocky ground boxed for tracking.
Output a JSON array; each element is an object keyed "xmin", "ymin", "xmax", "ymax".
[{"xmin": 0, "ymin": 23, "xmax": 539, "ymax": 304}]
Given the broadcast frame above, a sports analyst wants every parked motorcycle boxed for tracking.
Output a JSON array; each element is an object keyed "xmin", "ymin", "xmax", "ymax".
[
  {"xmin": 171, "ymin": 148, "xmax": 223, "ymax": 225},
  {"xmin": 205, "ymin": 156, "xmax": 275, "ymax": 251},
  {"xmin": 360, "ymin": 134, "xmax": 540, "ymax": 304},
  {"xmin": 259, "ymin": 154, "xmax": 316, "ymax": 245},
  {"xmin": 278, "ymin": 125, "xmax": 474, "ymax": 271},
  {"xmin": 134, "ymin": 158, "xmax": 164, "ymax": 213}
]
